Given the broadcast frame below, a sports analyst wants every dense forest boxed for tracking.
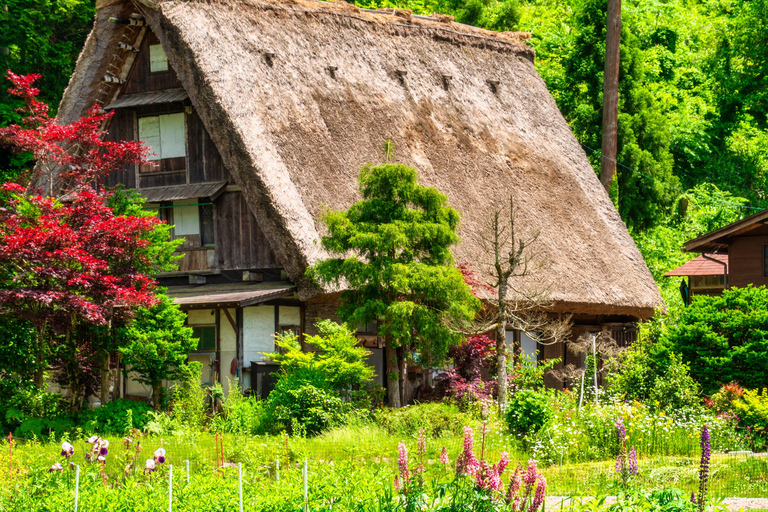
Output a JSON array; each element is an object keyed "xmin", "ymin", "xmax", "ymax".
[{"xmin": 1, "ymin": 0, "xmax": 765, "ymax": 310}]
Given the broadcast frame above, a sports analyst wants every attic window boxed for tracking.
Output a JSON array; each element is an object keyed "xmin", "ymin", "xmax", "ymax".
[
  {"xmin": 149, "ymin": 44, "xmax": 169, "ymax": 73},
  {"xmin": 138, "ymin": 113, "xmax": 185, "ymax": 161}
]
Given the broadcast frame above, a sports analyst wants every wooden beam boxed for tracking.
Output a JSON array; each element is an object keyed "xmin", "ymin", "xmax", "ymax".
[{"xmin": 221, "ymin": 307, "xmax": 238, "ymax": 337}]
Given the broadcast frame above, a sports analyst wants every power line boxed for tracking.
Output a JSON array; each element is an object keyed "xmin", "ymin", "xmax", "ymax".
[{"xmin": 579, "ymin": 141, "xmax": 764, "ymax": 212}]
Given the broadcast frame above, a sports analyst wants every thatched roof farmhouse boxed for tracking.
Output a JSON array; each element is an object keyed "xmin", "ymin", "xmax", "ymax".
[{"xmin": 57, "ymin": 0, "xmax": 662, "ymax": 398}]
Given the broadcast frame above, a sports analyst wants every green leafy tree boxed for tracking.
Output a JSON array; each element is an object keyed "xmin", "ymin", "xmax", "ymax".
[
  {"xmin": 307, "ymin": 163, "xmax": 480, "ymax": 408},
  {"xmin": 118, "ymin": 294, "xmax": 195, "ymax": 409},
  {"xmin": 662, "ymin": 285, "xmax": 768, "ymax": 395}
]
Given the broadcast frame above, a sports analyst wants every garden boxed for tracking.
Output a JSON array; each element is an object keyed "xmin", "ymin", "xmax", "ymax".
[{"xmin": 1, "ymin": 67, "xmax": 768, "ymax": 511}]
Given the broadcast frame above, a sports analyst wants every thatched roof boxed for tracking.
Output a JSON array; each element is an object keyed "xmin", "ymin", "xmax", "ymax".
[{"xmin": 58, "ymin": 0, "xmax": 663, "ymax": 319}]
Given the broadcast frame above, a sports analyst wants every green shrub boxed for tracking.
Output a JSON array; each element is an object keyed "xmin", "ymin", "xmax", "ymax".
[
  {"xmin": 377, "ymin": 402, "xmax": 468, "ymax": 438},
  {"xmin": 732, "ymin": 388, "xmax": 768, "ymax": 430},
  {"xmin": 506, "ymin": 388, "xmax": 551, "ymax": 435},
  {"xmin": 78, "ymin": 398, "xmax": 152, "ymax": 434},
  {"xmin": 170, "ymin": 361, "xmax": 207, "ymax": 431},
  {"xmin": 663, "ymin": 285, "xmax": 768, "ymax": 394},
  {"xmin": 211, "ymin": 380, "xmax": 265, "ymax": 435},
  {"xmin": 267, "ymin": 374, "xmax": 349, "ymax": 436}
]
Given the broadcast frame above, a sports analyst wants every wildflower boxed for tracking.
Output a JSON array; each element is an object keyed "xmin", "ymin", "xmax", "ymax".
[
  {"xmin": 507, "ymin": 463, "xmax": 522, "ymax": 503},
  {"xmin": 497, "ymin": 451, "xmax": 509, "ymax": 475},
  {"xmin": 61, "ymin": 442, "xmax": 74, "ymax": 458},
  {"xmin": 97, "ymin": 455, "xmax": 106, "ymax": 463},
  {"xmin": 439, "ymin": 447, "xmax": 449, "ymax": 465},
  {"xmin": 154, "ymin": 447, "xmax": 166, "ymax": 464},
  {"xmin": 87, "ymin": 436, "xmax": 99, "ymax": 444},
  {"xmin": 123, "ymin": 437, "xmax": 132, "ymax": 448},
  {"xmin": 397, "ymin": 442, "xmax": 409, "ymax": 483},
  {"xmin": 523, "ymin": 459, "xmax": 538, "ymax": 490},
  {"xmin": 99, "ymin": 439, "xmax": 109, "ymax": 456},
  {"xmin": 615, "ymin": 417, "xmax": 626, "ymax": 441},
  {"xmin": 628, "ymin": 446, "xmax": 638, "ymax": 475},
  {"xmin": 49, "ymin": 462, "xmax": 63, "ymax": 472},
  {"xmin": 394, "ymin": 474, "xmax": 401, "ymax": 492},
  {"xmin": 145, "ymin": 458, "xmax": 156, "ymax": 474},
  {"xmin": 455, "ymin": 427, "xmax": 480, "ymax": 477},
  {"xmin": 697, "ymin": 425, "xmax": 710, "ymax": 512},
  {"xmin": 417, "ymin": 430, "xmax": 426, "ymax": 457},
  {"xmin": 529, "ymin": 474, "xmax": 547, "ymax": 512}
]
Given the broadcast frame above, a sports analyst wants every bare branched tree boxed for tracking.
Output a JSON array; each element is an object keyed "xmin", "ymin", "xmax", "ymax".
[
  {"xmin": 463, "ymin": 195, "xmax": 572, "ymax": 413},
  {"xmin": 549, "ymin": 328, "xmax": 624, "ymax": 407}
]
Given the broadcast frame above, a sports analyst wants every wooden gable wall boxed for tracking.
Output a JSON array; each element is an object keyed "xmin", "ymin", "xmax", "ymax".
[{"xmin": 102, "ymin": 28, "xmax": 281, "ymax": 272}]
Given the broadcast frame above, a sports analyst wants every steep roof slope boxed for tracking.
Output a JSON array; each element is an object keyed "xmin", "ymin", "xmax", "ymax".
[{"xmin": 58, "ymin": 0, "xmax": 663, "ymax": 318}]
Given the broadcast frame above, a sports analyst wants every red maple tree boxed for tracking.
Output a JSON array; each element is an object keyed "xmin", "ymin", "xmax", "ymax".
[{"xmin": 0, "ymin": 71, "xmax": 163, "ymax": 388}]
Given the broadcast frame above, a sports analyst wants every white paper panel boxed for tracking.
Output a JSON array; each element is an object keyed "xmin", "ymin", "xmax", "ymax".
[
  {"xmin": 149, "ymin": 44, "xmax": 168, "ymax": 72},
  {"xmin": 159, "ymin": 113, "xmax": 185, "ymax": 159},
  {"xmin": 138, "ymin": 116, "xmax": 161, "ymax": 161},
  {"xmin": 172, "ymin": 199, "xmax": 200, "ymax": 235},
  {"xmin": 243, "ymin": 306, "xmax": 276, "ymax": 364},
  {"xmin": 279, "ymin": 306, "xmax": 301, "ymax": 326}
]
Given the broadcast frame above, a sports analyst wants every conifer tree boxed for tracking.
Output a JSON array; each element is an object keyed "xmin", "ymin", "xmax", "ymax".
[{"xmin": 308, "ymin": 163, "xmax": 479, "ymax": 407}]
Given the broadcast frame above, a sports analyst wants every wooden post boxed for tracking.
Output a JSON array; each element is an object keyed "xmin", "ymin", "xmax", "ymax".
[{"xmin": 600, "ymin": 0, "xmax": 621, "ymax": 193}]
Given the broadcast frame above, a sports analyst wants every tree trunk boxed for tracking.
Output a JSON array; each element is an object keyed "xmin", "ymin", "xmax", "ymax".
[
  {"xmin": 397, "ymin": 346, "xmax": 407, "ymax": 407},
  {"xmin": 33, "ymin": 324, "xmax": 46, "ymax": 388},
  {"xmin": 385, "ymin": 336, "xmax": 401, "ymax": 408},
  {"xmin": 496, "ymin": 281, "xmax": 509, "ymax": 413},
  {"xmin": 100, "ymin": 353, "xmax": 111, "ymax": 406},
  {"xmin": 600, "ymin": 0, "xmax": 622, "ymax": 192},
  {"xmin": 152, "ymin": 383, "xmax": 163, "ymax": 411}
]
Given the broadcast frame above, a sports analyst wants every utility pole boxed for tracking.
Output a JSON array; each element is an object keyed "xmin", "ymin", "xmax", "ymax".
[{"xmin": 600, "ymin": 0, "xmax": 621, "ymax": 193}]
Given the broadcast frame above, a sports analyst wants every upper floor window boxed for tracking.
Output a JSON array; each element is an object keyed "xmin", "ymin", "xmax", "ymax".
[
  {"xmin": 138, "ymin": 112, "xmax": 185, "ymax": 162},
  {"xmin": 148, "ymin": 197, "xmax": 214, "ymax": 247},
  {"xmin": 149, "ymin": 44, "xmax": 169, "ymax": 73}
]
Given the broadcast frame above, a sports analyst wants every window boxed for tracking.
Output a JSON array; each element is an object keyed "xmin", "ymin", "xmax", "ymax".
[
  {"xmin": 192, "ymin": 326, "xmax": 216, "ymax": 352},
  {"xmin": 764, "ymin": 245, "xmax": 768, "ymax": 277},
  {"xmin": 356, "ymin": 319, "xmax": 378, "ymax": 333},
  {"xmin": 145, "ymin": 198, "xmax": 214, "ymax": 247},
  {"xmin": 149, "ymin": 44, "xmax": 169, "ymax": 73},
  {"xmin": 138, "ymin": 113, "xmax": 185, "ymax": 162}
]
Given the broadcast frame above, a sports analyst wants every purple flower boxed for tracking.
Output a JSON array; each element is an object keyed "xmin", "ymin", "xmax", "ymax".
[
  {"xmin": 615, "ymin": 454, "xmax": 623, "ymax": 474},
  {"xmin": 628, "ymin": 446, "xmax": 638, "ymax": 475},
  {"xmin": 615, "ymin": 417, "xmax": 626, "ymax": 442},
  {"xmin": 49, "ymin": 462, "xmax": 63, "ymax": 472},
  {"xmin": 144, "ymin": 458, "xmax": 155, "ymax": 475},
  {"xmin": 154, "ymin": 447, "xmax": 166, "ymax": 465},
  {"xmin": 61, "ymin": 442, "xmax": 74, "ymax": 458},
  {"xmin": 697, "ymin": 425, "xmax": 710, "ymax": 512}
]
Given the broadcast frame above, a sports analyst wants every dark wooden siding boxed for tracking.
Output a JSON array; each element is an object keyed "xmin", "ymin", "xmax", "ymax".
[
  {"xmin": 104, "ymin": 109, "xmax": 136, "ymax": 189},
  {"xmin": 728, "ymin": 236, "xmax": 768, "ymax": 288},
  {"xmin": 215, "ymin": 191, "xmax": 281, "ymax": 269},
  {"xmin": 123, "ymin": 31, "xmax": 181, "ymax": 94},
  {"xmin": 187, "ymin": 110, "xmax": 228, "ymax": 184}
]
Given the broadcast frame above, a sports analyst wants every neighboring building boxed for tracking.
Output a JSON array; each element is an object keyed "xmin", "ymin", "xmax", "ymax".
[
  {"xmin": 666, "ymin": 209, "xmax": 768, "ymax": 303},
  {"xmin": 56, "ymin": 0, "xmax": 662, "ymax": 401}
]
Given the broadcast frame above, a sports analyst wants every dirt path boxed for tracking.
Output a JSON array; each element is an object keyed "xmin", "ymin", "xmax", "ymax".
[{"xmin": 546, "ymin": 496, "xmax": 768, "ymax": 510}]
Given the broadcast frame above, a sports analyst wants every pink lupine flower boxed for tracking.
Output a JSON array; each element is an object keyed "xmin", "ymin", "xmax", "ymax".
[
  {"xmin": 455, "ymin": 426, "xmax": 481, "ymax": 477},
  {"xmin": 463, "ymin": 426, "xmax": 474, "ymax": 455},
  {"xmin": 507, "ymin": 463, "xmax": 522, "ymax": 502},
  {"xmin": 528, "ymin": 474, "xmax": 547, "ymax": 512},
  {"xmin": 497, "ymin": 451, "xmax": 509, "ymax": 476},
  {"xmin": 439, "ymin": 447, "xmax": 449, "ymax": 465},
  {"xmin": 49, "ymin": 462, "xmax": 63, "ymax": 472},
  {"xmin": 512, "ymin": 496, "xmax": 522, "ymax": 512},
  {"xmin": 394, "ymin": 474, "xmax": 402, "ymax": 491},
  {"xmin": 523, "ymin": 459, "xmax": 538, "ymax": 496},
  {"xmin": 417, "ymin": 430, "xmax": 426, "ymax": 457},
  {"xmin": 488, "ymin": 467, "xmax": 503, "ymax": 492},
  {"xmin": 397, "ymin": 443, "xmax": 409, "ymax": 481}
]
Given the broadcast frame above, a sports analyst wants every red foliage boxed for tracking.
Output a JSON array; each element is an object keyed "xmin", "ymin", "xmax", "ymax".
[
  {"xmin": 457, "ymin": 262, "xmax": 494, "ymax": 298},
  {"xmin": 435, "ymin": 335, "xmax": 500, "ymax": 403},
  {"xmin": 0, "ymin": 71, "xmax": 159, "ymax": 334}
]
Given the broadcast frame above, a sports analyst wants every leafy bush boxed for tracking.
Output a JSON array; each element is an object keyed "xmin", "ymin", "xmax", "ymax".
[
  {"xmin": 79, "ymin": 398, "xmax": 152, "ymax": 434},
  {"xmin": 1, "ymin": 378, "xmax": 70, "ymax": 437},
  {"xmin": 267, "ymin": 374, "xmax": 349, "ymax": 436},
  {"xmin": 169, "ymin": 361, "xmax": 207, "ymax": 431},
  {"xmin": 663, "ymin": 285, "xmax": 768, "ymax": 394},
  {"xmin": 506, "ymin": 388, "xmax": 551, "ymax": 435},
  {"xmin": 434, "ymin": 335, "xmax": 497, "ymax": 407},
  {"xmin": 210, "ymin": 380, "xmax": 264, "ymax": 435},
  {"xmin": 377, "ymin": 402, "xmax": 468, "ymax": 438},
  {"xmin": 732, "ymin": 388, "xmax": 768, "ymax": 431},
  {"xmin": 609, "ymin": 344, "xmax": 700, "ymax": 413}
]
